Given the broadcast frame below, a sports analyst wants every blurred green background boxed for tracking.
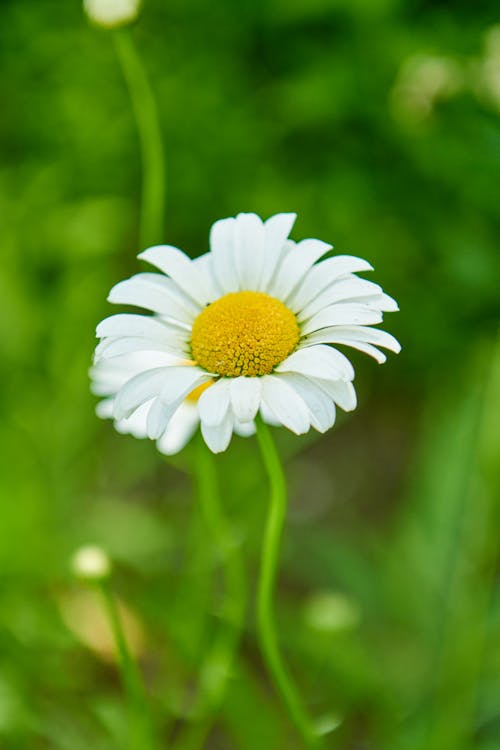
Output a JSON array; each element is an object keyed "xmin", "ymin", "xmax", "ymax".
[{"xmin": 1, "ymin": 0, "xmax": 499, "ymax": 748}]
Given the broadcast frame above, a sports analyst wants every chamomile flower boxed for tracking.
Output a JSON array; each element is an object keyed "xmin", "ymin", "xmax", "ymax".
[
  {"xmin": 92, "ymin": 212, "xmax": 400, "ymax": 453},
  {"xmin": 72, "ymin": 545, "xmax": 111, "ymax": 581},
  {"xmin": 83, "ymin": 0, "xmax": 141, "ymax": 28}
]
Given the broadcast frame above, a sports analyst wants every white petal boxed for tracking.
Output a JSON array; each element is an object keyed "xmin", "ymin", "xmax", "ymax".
[
  {"xmin": 229, "ymin": 377, "xmax": 262, "ymax": 423},
  {"xmin": 96, "ymin": 397, "xmax": 114, "ymax": 419},
  {"xmin": 261, "ymin": 375, "xmax": 311, "ymax": 435},
  {"xmin": 297, "ymin": 277, "xmax": 384, "ymax": 320},
  {"xmin": 276, "ymin": 344, "xmax": 354, "ymax": 381},
  {"xmin": 114, "ymin": 367, "xmax": 171, "ymax": 420},
  {"xmin": 234, "ymin": 213, "xmax": 265, "ymax": 289},
  {"xmin": 198, "ymin": 379, "xmax": 231, "ymax": 427},
  {"xmin": 95, "ymin": 336, "xmax": 185, "ymax": 361},
  {"xmin": 326, "ymin": 275, "xmax": 383, "ymax": 299},
  {"xmin": 209, "ymin": 217, "xmax": 239, "ymax": 293},
  {"xmin": 92, "ymin": 380, "xmax": 116, "ymax": 397},
  {"xmin": 264, "ymin": 212, "xmax": 296, "ymax": 247},
  {"xmin": 345, "ymin": 342, "xmax": 387, "ymax": 362},
  {"xmin": 146, "ymin": 397, "xmax": 181, "ymax": 439},
  {"xmin": 277, "ymin": 373, "xmax": 336, "ymax": 433},
  {"xmin": 201, "ymin": 411, "xmax": 234, "ymax": 453},
  {"xmin": 157, "ymin": 404, "xmax": 199, "ymax": 455},
  {"xmin": 259, "ymin": 402, "xmax": 281, "ymax": 426},
  {"xmin": 193, "ymin": 252, "xmax": 224, "ymax": 302},
  {"xmin": 313, "ymin": 378, "xmax": 357, "ymax": 411},
  {"xmin": 288, "ymin": 255, "xmax": 373, "ymax": 311},
  {"xmin": 115, "ymin": 400, "xmax": 151, "ymax": 438},
  {"xmin": 270, "ymin": 238, "xmax": 332, "ymax": 300},
  {"xmin": 233, "ymin": 420, "xmax": 256, "ymax": 437},
  {"xmin": 159, "ymin": 367, "xmax": 212, "ymax": 406},
  {"xmin": 96, "ymin": 313, "xmax": 178, "ymax": 341},
  {"xmin": 348, "ymin": 293, "xmax": 399, "ymax": 312},
  {"xmin": 259, "ymin": 213, "xmax": 297, "ymax": 291},
  {"xmin": 108, "ymin": 273, "xmax": 200, "ymax": 324},
  {"xmin": 299, "ymin": 334, "xmax": 388, "ymax": 363},
  {"xmin": 301, "ymin": 340, "xmax": 387, "ymax": 365},
  {"xmin": 302, "ymin": 324, "xmax": 401, "ymax": 353},
  {"xmin": 91, "ymin": 368, "xmax": 124, "ymax": 396},
  {"xmin": 138, "ymin": 245, "xmax": 210, "ymax": 305},
  {"xmin": 90, "ymin": 351, "xmax": 177, "ymax": 397},
  {"xmin": 301, "ymin": 303, "xmax": 383, "ymax": 334},
  {"xmin": 340, "ymin": 341, "xmax": 387, "ymax": 363}
]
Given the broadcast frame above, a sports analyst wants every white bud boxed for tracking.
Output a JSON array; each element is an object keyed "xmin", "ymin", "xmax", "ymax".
[
  {"xmin": 72, "ymin": 545, "xmax": 111, "ymax": 581},
  {"xmin": 315, "ymin": 713, "xmax": 343, "ymax": 737},
  {"xmin": 303, "ymin": 591, "xmax": 361, "ymax": 633},
  {"xmin": 83, "ymin": 0, "xmax": 142, "ymax": 29}
]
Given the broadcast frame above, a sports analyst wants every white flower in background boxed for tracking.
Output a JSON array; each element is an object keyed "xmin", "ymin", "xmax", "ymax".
[
  {"xmin": 91, "ymin": 212, "xmax": 400, "ymax": 453},
  {"xmin": 72, "ymin": 545, "xmax": 111, "ymax": 581},
  {"xmin": 83, "ymin": 0, "xmax": 141, "ymax": 29}
]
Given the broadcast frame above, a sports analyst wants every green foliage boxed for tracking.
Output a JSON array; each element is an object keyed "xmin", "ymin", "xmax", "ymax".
[{"xmin": 0, "ymin": 0, "xmax": 499, "ymax": 747}]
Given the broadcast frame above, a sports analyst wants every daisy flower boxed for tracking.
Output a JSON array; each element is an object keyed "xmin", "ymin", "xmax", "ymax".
[
  {"xmin": 91, "ymin": 212, "xmax": 400, "ymax": 453},
  {"xmin": 83, "ymin": 0, "xmax": 142, "ymax": 29}
]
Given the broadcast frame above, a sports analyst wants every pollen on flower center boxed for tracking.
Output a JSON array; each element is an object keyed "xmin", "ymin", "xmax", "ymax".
[{"xmin": 191, "ymin": 291, "xmax": 300, "ymax": 377}]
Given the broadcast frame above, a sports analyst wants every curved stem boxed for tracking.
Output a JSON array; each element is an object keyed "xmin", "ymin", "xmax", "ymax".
[
  {"xmin": 173, "ymin": 438, "xmax": 246, "ymax": 750},
  {"xmin": 113, "ymin": 28, "xmax": 165, "ymax": 249},
  {"xmin": 98, "ymin": 580, "xmax": 156, "ymax": 750},
  {"xmin": 255, "ymin": 420, "xmax": 320, "ymax": 748}
]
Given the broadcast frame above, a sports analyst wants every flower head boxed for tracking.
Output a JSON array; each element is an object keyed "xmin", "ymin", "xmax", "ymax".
[
  {"xmin": 91, "ymin": 213, "xmax": 400, "ymax": 453},
  {"xmin": 83, "ymin": 0, "xmax": 141, "ymax": 29},
  {"xmin": 72, "ymin": 545, "xmax": 112, "ymax": 581}
]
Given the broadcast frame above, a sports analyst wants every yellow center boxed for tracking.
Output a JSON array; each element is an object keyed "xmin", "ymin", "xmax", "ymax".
[{"xmin": 191, "ymin": 291, "xmax": 300, "ymax": 377}]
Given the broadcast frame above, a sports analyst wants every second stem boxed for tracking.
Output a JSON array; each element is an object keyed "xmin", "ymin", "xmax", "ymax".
[
  {"xmin": 255, "ymin": 420, "xmax": 319, "ymax": 748},
  {"xmin": 114, "ymin": 28, "xmax": 165, "ymax": 249}
]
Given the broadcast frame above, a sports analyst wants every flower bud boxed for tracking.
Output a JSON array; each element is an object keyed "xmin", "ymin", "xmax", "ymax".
[
  {"xmin": 83, "ymin": 0, "xmax": 141, "ymax": 29},
  {"xmin": 71, "ymin": 545, "xmax": 112, "ymax": 581},
  {"xmin": 303, "ymin": 591, "xmax": 361, "ymax": 633}
]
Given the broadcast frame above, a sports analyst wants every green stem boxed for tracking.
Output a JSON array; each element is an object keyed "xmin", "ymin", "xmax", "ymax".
[
  {"xmin": 98, "ymin": 580, "xmax": 156, "ymax": 750},
  {"xmin": 195, "ymin": 437, "xmax": 247, "ymax": 647},
  {"xmin": 173, "ymin": 438, "xmax": 246, "ymax": 750},
  {"xmin": 255, "ymin": 420, "xmax": 320, "ymax": 748},
  {"xmin": 113, "ymin": 28, "xmax": 165, "ymax": 249}
]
